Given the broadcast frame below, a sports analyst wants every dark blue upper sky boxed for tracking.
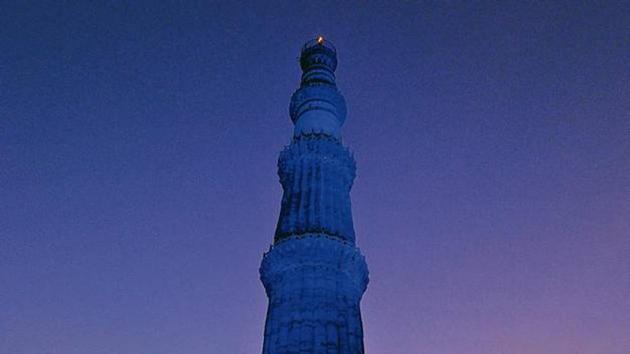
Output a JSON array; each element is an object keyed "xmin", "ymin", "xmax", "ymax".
[{"xmin": 2, "ymin": 1, "xmax": 629, "ymax": 353}]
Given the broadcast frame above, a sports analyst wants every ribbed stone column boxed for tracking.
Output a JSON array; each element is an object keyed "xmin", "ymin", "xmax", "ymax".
[
  {"xmin": 274, "ymin": 136, "xmax": 356, "ymax": 243},
  {"xmin": 260, "ymin": 37, "xmax": 369, "ymax": 354}
]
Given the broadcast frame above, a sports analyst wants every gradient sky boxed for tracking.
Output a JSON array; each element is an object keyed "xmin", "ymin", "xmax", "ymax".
[{"xmin": 2, "ymin": 1, "xmax": 629, "ymax": 353}]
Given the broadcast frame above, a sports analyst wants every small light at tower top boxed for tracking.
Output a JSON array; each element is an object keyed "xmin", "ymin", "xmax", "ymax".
[{"xmin": 317, "ymin": 36, "xmax": 324, "ymax": 44}]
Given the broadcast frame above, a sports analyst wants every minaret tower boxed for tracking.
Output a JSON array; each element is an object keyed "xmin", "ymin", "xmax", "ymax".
[{"xmin": 260, "ymin": 37, "xmax": 369, "ymax": 353}]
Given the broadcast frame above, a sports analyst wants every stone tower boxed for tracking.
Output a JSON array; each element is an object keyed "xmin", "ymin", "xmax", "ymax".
[{"xmin": 260, "ymin": 37, "xmax": 369, "ymax": 353}]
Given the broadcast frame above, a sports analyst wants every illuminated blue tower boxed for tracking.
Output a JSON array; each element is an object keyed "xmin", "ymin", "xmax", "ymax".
[{"xmin": 260, "ymin": 37, "xmax": 369, "ymax": 354}]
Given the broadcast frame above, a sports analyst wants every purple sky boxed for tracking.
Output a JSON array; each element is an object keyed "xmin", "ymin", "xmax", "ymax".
[{"xmin": 2, "ymin": 2, "xmax": 629, "ymax": 353}]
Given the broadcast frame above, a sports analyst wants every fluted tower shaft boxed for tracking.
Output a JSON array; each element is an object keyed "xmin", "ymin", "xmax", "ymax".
[{"xmin": 260, "ymin": 38, "xmax": 369, "ymax": 354}]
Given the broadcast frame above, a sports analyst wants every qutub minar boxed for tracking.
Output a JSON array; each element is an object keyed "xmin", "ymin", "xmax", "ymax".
[{"xmin": 259, "ymin": 37, "xmax": 369, "ymax": 353}]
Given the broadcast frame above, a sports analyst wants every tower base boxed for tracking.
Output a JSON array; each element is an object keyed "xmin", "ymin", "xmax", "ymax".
[{"xmin": 260, "ymin": 234, "xmax": 369, "ymax": 354}]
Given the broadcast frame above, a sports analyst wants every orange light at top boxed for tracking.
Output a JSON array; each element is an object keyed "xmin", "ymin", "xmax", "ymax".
[{"xmin": 317, "ymin": 36, "xmax": 324, "ymax": 44}]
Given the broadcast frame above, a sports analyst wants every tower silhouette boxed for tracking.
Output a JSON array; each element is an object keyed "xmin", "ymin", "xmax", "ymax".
[{"xmin": 260, "ymin": 37, "xmax": 369, "ymax": 354}]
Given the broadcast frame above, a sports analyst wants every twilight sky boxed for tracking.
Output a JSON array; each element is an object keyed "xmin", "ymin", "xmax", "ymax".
[{"xmin": 1, "ymin": 1, "xmax": 629, "ymax": 353}]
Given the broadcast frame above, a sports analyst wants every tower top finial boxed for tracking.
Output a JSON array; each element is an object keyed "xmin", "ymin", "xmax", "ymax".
[
  {"xmin": 290, "ymin": 37, "xmax": 346, "ymax": 139},
  {"xmin": 302, "ymin": 35, "xmax": 336, "ymax": 53},
  {"xmin": 299, "ymin": 36, "xmax": 337, "ymax": 83}
]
